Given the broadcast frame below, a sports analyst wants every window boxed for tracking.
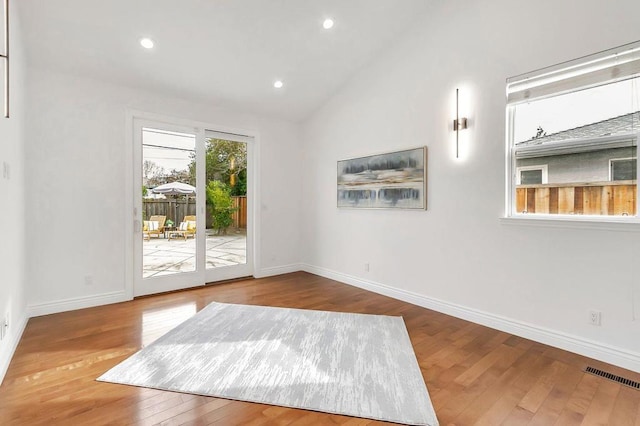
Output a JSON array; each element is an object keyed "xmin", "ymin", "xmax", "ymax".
[
  {"xmin": 610, "ymin": 157, "xmax": 637, "ymax": 181},
  {"xmin": 516, "ymin": 165, "xmax": 548, "ymax": 185},
  {"xmin": 507, "ymin": 41, "xmax": 640, "ymax": 218}
]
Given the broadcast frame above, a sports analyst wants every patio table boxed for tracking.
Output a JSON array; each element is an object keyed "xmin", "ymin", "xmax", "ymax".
[{"xmin": 164, "ymin": 226, "xmax": 176, "ymax": 239}]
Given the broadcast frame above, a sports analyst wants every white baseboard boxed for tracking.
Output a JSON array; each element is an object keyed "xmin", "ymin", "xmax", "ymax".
[
  {"xmin": 17, "ymin": 266, "xmax": 640, "ymax": 373},
  {"xmin": 255, "ymin": 264, "xmax": 302, "ymax": 279},
  {"xmin": 27, "ymin": 291, "xmax": 129, "ymax": 318},
  {"xmin": 0, "ymin": 313, "xmax": 28, "ymax": 386},
  {"xmin": 301, "ymin": 263, "xmax": 640, "ymax": 373}
]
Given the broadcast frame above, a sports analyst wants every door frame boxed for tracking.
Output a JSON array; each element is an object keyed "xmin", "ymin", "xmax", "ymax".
[{"xmin": 124, "ymin": 110, "xmax": 260, "ymax": 299}]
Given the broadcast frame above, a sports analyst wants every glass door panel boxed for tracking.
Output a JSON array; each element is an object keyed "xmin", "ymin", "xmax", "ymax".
[
  {"xmin": 142, "ymin": 127, "xmax": 197, "ymax": 277},
  {"xmin": 204, "ymin": 131, "xmax": 253, "ymax": 282},
  {"xmin": 134, "ymin": 119, "xmax": 204, "ymax": 297}
]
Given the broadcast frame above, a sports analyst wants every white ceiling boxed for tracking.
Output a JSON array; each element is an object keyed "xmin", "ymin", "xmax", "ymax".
[{"xmin": 18, "ymin": 0, "xmax": 430, "ymax": 122}]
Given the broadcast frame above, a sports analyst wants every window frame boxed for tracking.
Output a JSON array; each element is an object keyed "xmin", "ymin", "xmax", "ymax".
[
  {"xmin": 516, "ymin": 164, "xmax": 548, "ymax": 185},
  {"xmin": 609, "ymin": 157, "xmax": 637, "ymax": 181}
]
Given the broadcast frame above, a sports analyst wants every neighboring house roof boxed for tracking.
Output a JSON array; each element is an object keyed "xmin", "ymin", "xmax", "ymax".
[
  {"xmin": 517, "ymin": 111, "xmax": 640, "ymax": 145},
  {"xmin": 515, "ymin": 111, "xmax": 640, "ymax": 159}
]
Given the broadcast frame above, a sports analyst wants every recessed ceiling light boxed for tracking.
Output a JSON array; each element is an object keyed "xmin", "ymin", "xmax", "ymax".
[
  {"xmin": 274, "ymin": 80, "xmax": 284, "ymax": 89},
  {"xmin": 140, "ymin": 38, "xmax": 154, "ymax": 49},
  {"xmin": 323, "ymin": 18, "xmax": 334, "ymax": 30}
]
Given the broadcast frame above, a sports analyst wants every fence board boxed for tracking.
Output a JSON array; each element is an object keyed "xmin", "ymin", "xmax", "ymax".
[
  {"xmin": 613, "ymin": 185, "xmax": 636, "ymax": 216},
  {"xmin": 602, "ymin": 186, "xmax": 614, "ymax": 216},
  {"xmin": 557, "ymin": 187, "xmax": 574, "ymax": 214},
  {"xmin": 549, "ymin": 187, "xmax": 559, "ymax": 214},
  {"xmin": 516, "ymin": 188, "xmax": 526, "ymax": 213},
  {"xmin": 526, "ymin": 188, "xmax": 536, "ymax": 213},
  {"xmin": 574, "ymin": 187, "xmax": 584, "ymax": 215},
  {"xmin": 583, "ymin": 187, "xmax": 601, "ymax": 215},
  {"xmin": 535, "ymin": 188, "xmax": 550, "ymax": 214}
]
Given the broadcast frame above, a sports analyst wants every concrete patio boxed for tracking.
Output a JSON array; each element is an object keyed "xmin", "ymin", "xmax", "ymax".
[{"xmin": 143, "ymin": 230, "xmax": 247, "ymax": 278}]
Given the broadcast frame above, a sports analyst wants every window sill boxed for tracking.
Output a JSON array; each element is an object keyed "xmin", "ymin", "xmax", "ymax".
[{"xmin": 500, "ymin": 215, "xmax": 640, "ymax": 232}]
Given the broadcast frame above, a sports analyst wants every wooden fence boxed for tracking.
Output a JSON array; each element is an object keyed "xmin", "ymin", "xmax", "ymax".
[
  {"xmin": 143, "ymin": 196, "xmax": 247, "ymax": 229},
  {"xmin": 143, "ymin": 199, "xmax": 196, "ymax": 225},
  {"xmin": 231, "ymin": 196, "xmax": 247, "ymax": 229},
  {"xmin": 516, "ymin": 181, "xmax": 636, "ymax": 216}
]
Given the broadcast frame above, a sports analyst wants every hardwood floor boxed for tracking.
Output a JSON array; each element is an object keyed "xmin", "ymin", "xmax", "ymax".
[{"xmin": 1, "ymin": 272, "xmax": 639, "ymax": 425}]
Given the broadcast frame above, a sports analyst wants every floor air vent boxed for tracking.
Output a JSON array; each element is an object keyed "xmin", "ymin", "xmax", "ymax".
[{"xmin": 585, "ymin": 366, "xmax": 640, "ymax": 390}]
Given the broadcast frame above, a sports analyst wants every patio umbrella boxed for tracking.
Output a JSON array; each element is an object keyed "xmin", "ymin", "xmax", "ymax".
[
  {"xmin": 152, "ymin": 182, "xmax": 196, "ymax": 223},
  {"xmin": 152, "ymin": 181, "xmax": 196, "ymax": 195}
]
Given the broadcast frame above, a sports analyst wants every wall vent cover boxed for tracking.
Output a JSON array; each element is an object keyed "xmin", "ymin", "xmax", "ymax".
[{"xmin": 585, "ymin": 366, "xmax": 640, "ymax": 390}]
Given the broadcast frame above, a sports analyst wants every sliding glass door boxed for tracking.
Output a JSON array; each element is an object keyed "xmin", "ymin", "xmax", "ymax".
[{"xmin": 133, "ymin": 118, "xmax": 253, "ymax": 296}]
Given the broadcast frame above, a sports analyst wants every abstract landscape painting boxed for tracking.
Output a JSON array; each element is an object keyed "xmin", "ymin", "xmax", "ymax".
[{"xmin": 337, "ymin": 147, "xmax": 427, "ymax": 209}]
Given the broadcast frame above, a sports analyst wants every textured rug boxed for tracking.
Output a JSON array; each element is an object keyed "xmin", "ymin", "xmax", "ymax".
[{"xmin": 98, "ymin": 302, "xmax": 438, "ymax": 425}]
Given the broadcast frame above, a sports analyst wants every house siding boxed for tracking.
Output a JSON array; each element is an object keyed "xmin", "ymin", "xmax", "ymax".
[{"xmin": 516, "ymin": 146, "xmax": 636, "ymax": 183}]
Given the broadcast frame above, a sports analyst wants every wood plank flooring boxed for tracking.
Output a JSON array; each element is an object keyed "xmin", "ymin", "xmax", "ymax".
[{"xmin": 1, "ymin": 272, "xmax": 639, "ymax": 425}]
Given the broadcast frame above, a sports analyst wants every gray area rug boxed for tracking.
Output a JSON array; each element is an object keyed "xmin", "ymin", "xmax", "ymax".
[{"xmin": 98, "ymin": 302, "xmax": 438, "ymax": 425}]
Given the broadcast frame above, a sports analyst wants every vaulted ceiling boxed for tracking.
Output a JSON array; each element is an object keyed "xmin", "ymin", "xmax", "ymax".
[{"xmin": 19, "ymin": 0, "xmax": 430, "ymax": 122}]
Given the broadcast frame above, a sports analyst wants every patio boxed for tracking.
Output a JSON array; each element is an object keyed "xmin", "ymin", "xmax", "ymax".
[{"xmin": 143, "ymin": 230, "xmax": 247, "ymax": 278}]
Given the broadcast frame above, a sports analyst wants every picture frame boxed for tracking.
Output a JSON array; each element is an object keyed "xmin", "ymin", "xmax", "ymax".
[{"xmin": 337, "ymin": 146, "xmax": 427, "ymax": 209}]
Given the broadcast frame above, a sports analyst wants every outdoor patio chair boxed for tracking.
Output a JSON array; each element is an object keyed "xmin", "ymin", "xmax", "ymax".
[
  {"xmin": 169, "ymin": 215, "xmax": 196, "ymax": 240},
  {"xmin": 143, "ymin": 215, "xmax": 166, "ymax": 241}
]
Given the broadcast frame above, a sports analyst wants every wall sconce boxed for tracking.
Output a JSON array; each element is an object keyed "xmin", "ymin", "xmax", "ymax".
[
  {"xmin": 1, "ymin": 0, "xmax": 8, "ymax": 118},
  {"xmin": 453, "ymin": 88, "xmax": 468, "ymax": 158}
]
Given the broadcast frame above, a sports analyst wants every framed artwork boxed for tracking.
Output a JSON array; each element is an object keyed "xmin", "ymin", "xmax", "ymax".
[{"xmin": 337, "ymin": 146, "xmax": 427, "ymax": 209}]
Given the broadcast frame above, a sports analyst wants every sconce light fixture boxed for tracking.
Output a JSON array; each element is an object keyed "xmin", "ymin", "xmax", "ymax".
[
  {"xmin": 1, "ymin": 0, "xmax": 8, "ymax": 118},
  {"xmin": 453, "ymin": 88, "xmax": 468, "ymax": 158}
]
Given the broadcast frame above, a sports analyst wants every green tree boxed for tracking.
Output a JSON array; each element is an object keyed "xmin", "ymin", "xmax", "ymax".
[
  {"xmin": 206, "ymin": 181, "xmax": 237, "ymax": 234},
  {"xmin": 189, "ymin": 139, "xmax": 247, "ymax": 195}
]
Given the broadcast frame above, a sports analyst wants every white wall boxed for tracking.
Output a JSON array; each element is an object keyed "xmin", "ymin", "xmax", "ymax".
[
  {"xmin": 25, "ymin": 69, "xmax": 302, "ymax": 312},
  {"xmin": 0, "ymin": 3, "xmax": 28, "ymax": 382},
  {"xmin": 301, "ymin": 0, "xmax": 640, "ymax": 372}
]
